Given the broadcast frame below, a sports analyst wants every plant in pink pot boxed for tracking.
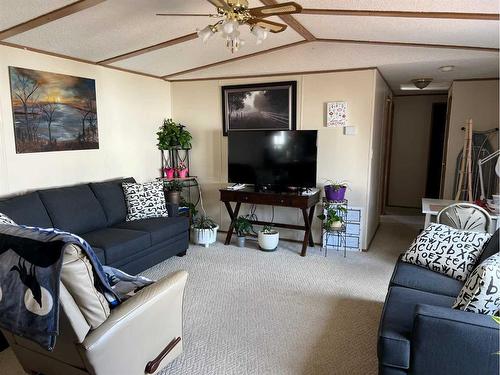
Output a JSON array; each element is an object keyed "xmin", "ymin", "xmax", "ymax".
[
  {"xmin": 164, "ymin": 167, "xmax": 175, "ymax": 180},
  {"xmin": 177, "ymin": 162, "xmax": 188, "ymax": 179}
]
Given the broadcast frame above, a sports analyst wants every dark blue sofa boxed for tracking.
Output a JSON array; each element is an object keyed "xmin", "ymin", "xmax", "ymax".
[
  {"xmin": 0, "ymin": 178, "xmax": 189, "ymax": 275},
  {"xmin": 378, "ymin": 229, "xmax": 499, "ymax": 375}
]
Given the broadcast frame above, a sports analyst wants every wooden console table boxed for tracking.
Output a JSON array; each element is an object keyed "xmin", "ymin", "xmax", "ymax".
[{"xmin": 220, "ymin": 188, "xmax": 320, "ymax": 256}]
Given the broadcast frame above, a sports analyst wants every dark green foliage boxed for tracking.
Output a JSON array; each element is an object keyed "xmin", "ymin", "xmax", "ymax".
[
  {"xmin": 234, "ymin": 216, "xmax": 253, "ymax": 237},
  {"xmin": 164, "ymin": 180, "xmax": 184, "ymax": 192},
  {"xmin": 157, "ymin": 118, "xmax": 192, "ymax": 150},
  {"xmin": 317, "ymin": 205, "xmax": 347, "ymax": 230},
  {"xmin": 192, "ymin": 215, "xmax": 217, "ymax": 230}
]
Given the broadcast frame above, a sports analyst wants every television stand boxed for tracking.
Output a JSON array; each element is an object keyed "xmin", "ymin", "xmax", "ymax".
[{"xmin": 219, "ymin": 187, "xmax": 320, "ymax": 256}]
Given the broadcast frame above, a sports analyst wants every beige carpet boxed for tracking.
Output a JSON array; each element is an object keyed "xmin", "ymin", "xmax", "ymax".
[{"xmin": 0, "ymin": 222, "xmax": 420, "ymax": 375}]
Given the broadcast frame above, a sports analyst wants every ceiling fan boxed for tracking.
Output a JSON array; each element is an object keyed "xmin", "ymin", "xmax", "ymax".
[{"xmin": 157, "ymin": 0, "xmax": 302, "ymax": 53}]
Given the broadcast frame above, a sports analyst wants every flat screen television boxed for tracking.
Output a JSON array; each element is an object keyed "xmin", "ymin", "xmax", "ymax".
[{"xmin": 228, "ymin": 130, "xmax": 318, "ymax": 189}]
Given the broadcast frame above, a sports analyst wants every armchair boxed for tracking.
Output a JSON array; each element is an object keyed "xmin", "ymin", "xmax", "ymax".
[{"xmin": 2, "ymin": 264, "xmax": 188, "ymax": 375}]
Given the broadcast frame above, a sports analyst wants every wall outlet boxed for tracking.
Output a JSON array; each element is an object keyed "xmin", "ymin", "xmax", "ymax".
[{"xmin": 343, "ymin": 126, "xmax": 357, "ymax": 136}]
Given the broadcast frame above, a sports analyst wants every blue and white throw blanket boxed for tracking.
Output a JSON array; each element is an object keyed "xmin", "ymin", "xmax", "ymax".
[{"xmin": 0, "ymin": 224, "xmax": 153, "ymax": 350}]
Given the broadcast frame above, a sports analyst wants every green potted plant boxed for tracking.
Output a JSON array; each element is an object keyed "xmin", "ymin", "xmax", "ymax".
[
  {"xmin": 324, "ymin": 180, "xmax": 348, "ymax": 201},
  {"xmin": 258, "ymin": 225, "xmax": 279, "ymax": 252},
  {"xmin": 156, "ymin": 118, "xmax": 192, "ymax": 150},
  {"xmin": 164, "ymin": 180, "xmax": 183, "ymax": 204},
  {"xmin": 191, "ymin": 215, "xmax": 219, "ymax": 247},
  {"xmin": 234, "ymin": 216, "xmax": 253, "ymax": 247},
  {"xmin": 317, "ymin": 205, "xmax": 347, "ymax": 230}
]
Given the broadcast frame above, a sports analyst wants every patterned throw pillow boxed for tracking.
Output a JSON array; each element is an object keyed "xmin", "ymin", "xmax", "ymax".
[
  {"xmin": 453, "ymin": 253, "xmax": 500, "ymax": 315},
  {"xmin": 0, "ymin": 212, "xmax": 16, "ymax": 226},
  {"xmin": 122, "ymin": 181, "xmax": 168, "ymax": 221},
  {"xmin": 402, "ymin": 223, "xmax": 491, "ymax": 281}
]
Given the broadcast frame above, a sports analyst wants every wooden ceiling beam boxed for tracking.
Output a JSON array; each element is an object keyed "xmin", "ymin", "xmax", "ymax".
[
  {"xmin": 98, "ymin": 33, "xmax": 198, "ymax": 65},
  {"xmin": 0, "ymin": 0, "xmax": 106, "ymax": 40},
  {"xmin": 163, "ymin": 40, "xmax": 309, "ymax": 79},
  {"xmin": 259, "ymin": 0, "xmax": 315, "ymax": 41},
  {"xmin": 315, "ymin": 38, "xmax": 499, "ymax": 52},
  {"xmin": 301, "ymin": 8, "xmax": 500, "ymax": 21}
]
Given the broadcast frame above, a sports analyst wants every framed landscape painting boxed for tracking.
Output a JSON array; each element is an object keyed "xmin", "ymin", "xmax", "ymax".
[
  {"xmin": 221, "ymin": 81, "xmax": 297, "ymax": 136},
  {"xmin": 9, "ymin": 66, "xmax": 99, "ymax": 153}
]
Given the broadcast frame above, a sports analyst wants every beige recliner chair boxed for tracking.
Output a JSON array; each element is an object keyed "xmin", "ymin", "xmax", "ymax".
[{"xmin": 2, "ymin": 244, "xmax": 188, "ymax": 375}]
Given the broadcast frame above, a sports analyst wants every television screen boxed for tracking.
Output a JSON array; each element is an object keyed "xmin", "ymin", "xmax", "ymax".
[{"xmin": 228, "ymin": 130, "xmax": 318, "ymax": 189}]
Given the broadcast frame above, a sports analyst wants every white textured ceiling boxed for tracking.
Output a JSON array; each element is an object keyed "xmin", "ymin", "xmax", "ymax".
[
  {"xmin": 0, "ymin": 0, "xmax": 74, "ymax": 30},
  {"xmin": 1, "ymin": 0, "xmax": 498, "ymax": 92},
  {"xmin": 296, "ymin": 15, "xmax": 499, "ymax": 48},
  {"xmin": 168, "ymin": 41, "xmax": 499, "ymax": 93},
  {"xmin": 299, "ymin": 0, "xmax": 500, "ymax": 13}
]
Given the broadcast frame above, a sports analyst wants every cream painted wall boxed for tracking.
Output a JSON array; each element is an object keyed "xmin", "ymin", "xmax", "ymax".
[
  {"xmin": 0, "ymin": 45, "xmax": 171, "ymax": 196},
  {"xmin": 388, "ymin": 94, "xmax": 448, "ymax": 207},
  {"xmin": 443, "ymin": 80, "xmax": 499, "ymax": 199},
  {"xmin": 172, "ymin": 69, "xmax": 388, "ymax": 249}
]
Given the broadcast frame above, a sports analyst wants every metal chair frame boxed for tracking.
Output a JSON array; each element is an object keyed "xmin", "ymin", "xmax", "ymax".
[{"xmin": 437, "ymin": 202, "xmax": 492, "ymax": 232}]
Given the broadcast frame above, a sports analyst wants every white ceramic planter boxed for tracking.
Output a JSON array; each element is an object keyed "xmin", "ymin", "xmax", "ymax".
[
  {"xmin": 330, "ymin": 221, "xmax": 343, "ymax": 229},
  {"xmin": 191, "ymin": 225, "xmax": 219, "ymax": 247},
  {"xmin": 258, "ymin": 231, "xmax": 279, "ymax": 252}
]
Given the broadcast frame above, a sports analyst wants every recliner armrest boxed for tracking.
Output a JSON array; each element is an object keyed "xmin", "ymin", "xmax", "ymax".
[
  {"xmin": 81, "ymin": 271, "xmax": 188, "ymax": 375},
  {"xmin": 412, "ymin": 304, "xmax": 499, "ymax": 375}
]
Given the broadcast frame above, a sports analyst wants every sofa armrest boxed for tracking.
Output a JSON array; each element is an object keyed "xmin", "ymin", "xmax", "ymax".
[
  {"xmin": 81, "ymin": 271, "xmax": 188, "ymax": 375},
  {"xmin": 412, "ymin": 304, "xmax": 499, "ymax": 375},
  {"xmin": 166, "ymin": 202, "xmax": 178, "ymax": 217}
]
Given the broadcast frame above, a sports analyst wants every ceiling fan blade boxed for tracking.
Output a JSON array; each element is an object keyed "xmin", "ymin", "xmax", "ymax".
[
  {"xmin": 247, "ymin": 18, "xmax": 288, "ymax": 33},
  {"xmin": 206, "ymin": 0, "xmax": 231, "ymax": 11},
  {"xmin": 249, "ymin": 2, "xmax": 302, "ymax": 18},
  {"xmin": 156, "ymin": 13, "xmax": 212, "ymax": 17}
]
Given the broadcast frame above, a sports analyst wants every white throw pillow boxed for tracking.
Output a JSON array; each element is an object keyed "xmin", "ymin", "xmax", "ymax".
[
  {"xmin": 122, "ymin": 181, "xmax": 168, "ymax": 221},
  {"xmin": 452, "ymin": 253, "xmax": 500, "ymax": 315},
  {"xmin": 402, "ymin": 223, "xmax": 491, "ymax": 281},
  {"xmin": 0, "ymin": 212, "xmax": 16, "ymax": 226}
]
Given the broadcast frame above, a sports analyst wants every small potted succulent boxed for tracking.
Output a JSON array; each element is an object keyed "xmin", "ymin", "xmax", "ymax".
[
  {"xmin": 317, "ymin": 206, "xmax": 347, "ymax": 230},
  {"xmin": 176, "ymin": 161, "xmax": 189, "ymax": 179},
  {"xmin": 191, "ymin": 215, "xmax": 219, "ymax": 247},
  {"xmin": 258, "ymin": 225, "xmax": 279, "ymax": 252},
  {"xmin": 233, "ymin": 216, "xmax": 253, "ymax": 247},
  {"xmin": 164, "ymin": 180, "xmax": 183, "ymax": 204},
  {"xmin": 324, "ymin": 180, "xmax": 348, "ymax": 201}
]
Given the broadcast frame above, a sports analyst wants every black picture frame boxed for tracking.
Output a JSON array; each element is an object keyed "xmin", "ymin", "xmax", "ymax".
[{"xmin": 221, "ymin": 81, "xmax": 297, "ymax": 136}]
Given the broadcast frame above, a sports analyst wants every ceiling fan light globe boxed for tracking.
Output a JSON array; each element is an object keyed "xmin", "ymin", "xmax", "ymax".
[
  {"xmin": 197, "ymin": 26, "xmax": 214, "ymax": 43},
  {"xmin": 223, "ymin": 19, "xmax": 239, "ymax": 34}
]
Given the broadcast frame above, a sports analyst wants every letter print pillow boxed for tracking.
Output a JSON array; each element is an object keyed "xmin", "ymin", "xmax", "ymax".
[
  {"xmin": 402, "ymin": 223, "xmax": 491, "ymax": 281},
  {"xmin": 453, "ymin": 253, "xmax": 500, "ymax": 315}
]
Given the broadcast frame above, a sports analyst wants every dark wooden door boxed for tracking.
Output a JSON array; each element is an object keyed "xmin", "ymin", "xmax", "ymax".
[{"xmin": 425, "ymin": 102, "xmax": 448, "ymax": 198}]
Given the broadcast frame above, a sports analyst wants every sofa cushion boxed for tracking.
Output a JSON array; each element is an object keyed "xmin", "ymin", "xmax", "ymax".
[
  {"xmin": 0, "ymin": 192, "xmax": 53, "ymax": 228},
  {"xmin": 61, "ymin": 244, "xmax": 110, "ymax": 329},
  {"xmin": 89, "ymin": 178, "xmax": 135, "ymax": 226},
  {"xmin": 453, "ymin": 253, "xmax": 500, "ymax": 315},
  {"xmin": 378, "ymin": 286, "xmax": 454, "ymax": 370},
  {"xmin": 81, "ymin": 228, "xmax": 151, "ymax": 264},
  {"xmin": 38, "ymin": 185, "xmax": 107, "ymax": 234},
  {"xmin": 390, "ymin": 257, "xmax": 463, "ymax": 297},
  {"xmin": 401, "ymin": 223, "xmax": 490, "ymax": 281},
  {"xmin": 475, "ymin": 228, "xmax": 499, "ymax": 266},
  {"xmin": 113, "ymin": 216, "xmax": 189, "ymax": 245},
  {"xmin": 92, "ymin": 247, "xmax": 106, "ymax": 264}
]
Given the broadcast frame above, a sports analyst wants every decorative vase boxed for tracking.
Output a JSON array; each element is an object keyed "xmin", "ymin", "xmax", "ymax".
[
  {"xmin": 324, "ymin": 185, "xmax": 346, "ymax": 201},
  {"xmin": 164, "ymin": 168, "xmax": 175, "ymax": 180},
  {"xmin": 177, "ymin": 168, "xmax": 188, "ymax": 179},
  {"xmin": 166, "ymin": 191, "xmax": 181, "ymax": 204},
  {"xmin": 237, "ymin": 236, "xmax": 246, "ymax": 247},
  {"xmin": 191, "ymin": 225, "xmax": 219, "ymax": 247},
  {"xmin": 258, "ymin": 231, "xmax": 279, "ymax": 252}
]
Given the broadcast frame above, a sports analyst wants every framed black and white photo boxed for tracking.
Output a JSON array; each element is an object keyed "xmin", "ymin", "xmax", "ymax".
[{"xmin": 221, "ymin": 81, "xmax": 297, "ymax": 136}]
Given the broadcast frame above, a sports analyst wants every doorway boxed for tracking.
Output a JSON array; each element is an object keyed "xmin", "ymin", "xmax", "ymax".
[{"xmin": 425, "ymin": 102, "xmax": 448, "ymax": 198}]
